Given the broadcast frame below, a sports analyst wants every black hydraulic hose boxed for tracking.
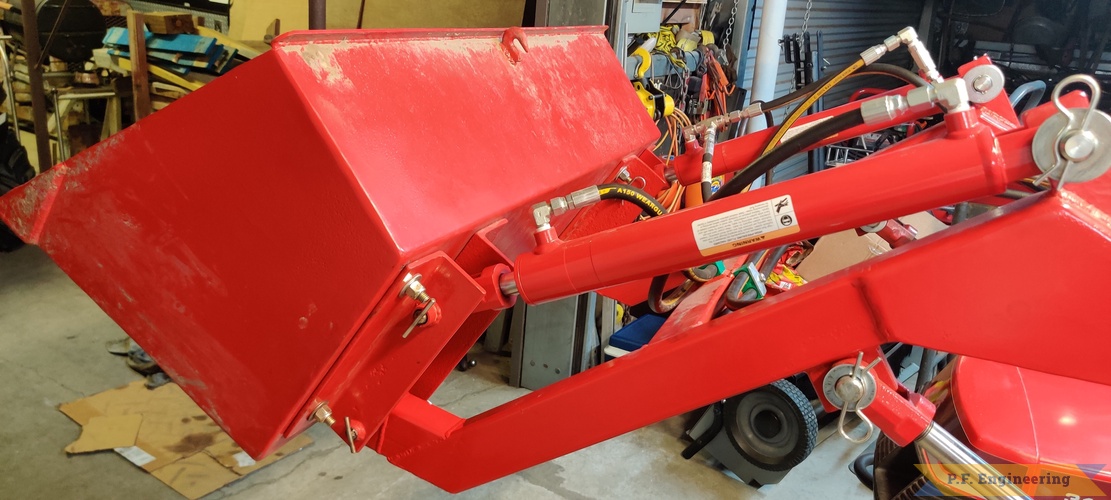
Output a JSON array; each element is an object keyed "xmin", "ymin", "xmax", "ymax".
[
  {"xmin": 711, "ymin": 111, "xmax": 866, "ymax": 200},
  {"xmin": 723, "ymin": 271, "xmax": 759, "ymax": 311},
  {"xmin": 758, "ymin": 245, "xmax": 788, "ymax": 277},
  {"xmin": 597, "ymin": 184, "xmax": 666, "ymax": 217},
  {"xmin": 863, "ymin": 63, "xmax": 929, "ymax": 87},
  {"xmin": 684, "ymin": 264, "xmax": 718, "ymax": 283},
  {"xmin": 762, "ymin": 64, "xmax": 928, "ymax": 112},
  {"xmin": 747, "ymin": 100, "xmax": 776, "ymax": 128},
  {"xmin": 648, "ymin": 274, "xmax": 698, "ymax": 314},
  {"xmin": 596, "ymin": 182, "xmax": 707, "ymax": 313},
  {"xmin": 722, "ymin": 249, "xmax": 773, "ymax": 311}
]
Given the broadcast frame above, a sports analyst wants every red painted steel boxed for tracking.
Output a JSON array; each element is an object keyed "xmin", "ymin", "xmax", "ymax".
[
  {"xmin": 511, "ymin": 108, "xmax": 1043, "ymax": 304},
  {"xmin": 0, "ymin": 27, "xmax": 659, "ymax": 458},
  {"xmin": 671, "ymin": 57, "xmax": 1020, "ymax": 187},
  {"xmin": 383, "ymin": 180, "xmax": 1111, "ymax": 492},
  {"xmin": 2, "ymin": 26, "xmax": 1111, "ymax": 495}
]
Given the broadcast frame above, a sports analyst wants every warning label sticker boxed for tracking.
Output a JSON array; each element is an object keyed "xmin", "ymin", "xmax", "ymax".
[{"xmin": 692, "ymin": 194, "xmax": 800, "ymax": 256}]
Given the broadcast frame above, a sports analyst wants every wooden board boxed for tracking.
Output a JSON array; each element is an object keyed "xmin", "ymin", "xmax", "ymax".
[
  {"xmin": 104, "ymin": 27, "xmax": 217, "ymax": 56},
  {"xmin": 108, "ymin": 45, "xmax": 237, "ymax": 73},
  {"xmin": 127, "ymin": 12, "xmax": 152, "ymax": 120},
  {"xmin": 144, "ymin": 12, "xmax": 196, "ymax": 35},
  {"xmin": 196, "ymin": 26, "xmax": 264, "ymax": 60}
]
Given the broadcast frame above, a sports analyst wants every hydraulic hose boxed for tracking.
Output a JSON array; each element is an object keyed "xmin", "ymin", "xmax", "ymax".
[
  {"xmin": 648, "ymin": 274, "xmax": 699, "ymax": 314},
  {"xmin": 593, "ymin": 183, "xmax": 712, "ymax": 312},
  {"xmin": 862, "ymin": 63, "xmax": 929, "ymax": 87},
  {"xmin": 597, "ymin": 184, "xmax": 666, "ymax": 217},
  {"xmin": 762, "ymin": 63, "xmax": 928, "ymax": 112},
  {"xmin": 758, "ymin": 245, "xmax": 788, "ymax": 277},
  {"xmin": 723, "ymin": 251, "xmax": 766, "ymax": 312},
  {"xmin": 761, "ymin": 59, "xmax": 866, "ymax": 154},
  {"xmin": 711, "ymin": 110, "xmax": 866, "ymax": 200}
]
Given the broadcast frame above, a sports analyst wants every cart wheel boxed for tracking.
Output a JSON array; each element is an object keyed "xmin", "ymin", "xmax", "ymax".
[
  {"xmin": 0, "ymin": 127, "xmax": 34, "ymax": 253},
  {"xmin": 724, "ymin": 379, "xmax": 817, "ymax": 472},
  {"xmin": 456, "ymin": 356, "xmax": 476, "ymax": 372}
]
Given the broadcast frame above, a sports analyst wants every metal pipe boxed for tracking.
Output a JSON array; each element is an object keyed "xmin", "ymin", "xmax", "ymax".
[
  {"xmin": 745, "ymin": 0, "xmax": 788, "ymax": 134},
  {"xmin": 19, "ymin": 0, "xmax": 52, "ymax": 172},
  {"xmin": 606, "ymin": 0, "xmax": 627, "ymax": 58},
  {"xmin": 51, "ymin": 88, "xmax": 67, "ymax": 160},
  {"xmin": 309, "ymin": 0, "xmax": 327, "ymax": 30},
  {"xmin": 916, "ymin": 423, "xmax": 1030, "ymax": 499},
  {"xmin": 57, "ymin": 92, "xmax": 117, "ymax": 101}
]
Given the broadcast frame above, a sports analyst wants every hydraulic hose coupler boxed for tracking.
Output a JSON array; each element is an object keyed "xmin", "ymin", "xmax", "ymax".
[
  {"xmin": 859, "ymin": 77, "xmax": 971, "ymax": 125},
  {"xmin": 532, "ymin": 186, "xmax": 602, "ymax": 231},
  {"xmin": 898, "ymin": 27, "xmax": 943, "ymax": 84}
]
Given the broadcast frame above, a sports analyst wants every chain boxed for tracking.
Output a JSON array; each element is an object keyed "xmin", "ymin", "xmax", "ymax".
[
  {"xmin": 802, "ymin": 0, "xmax": 813, "ymax": 33},
  {"xmin": 722, "ymin": 1, "xmax": 739, "ymax": 48}
]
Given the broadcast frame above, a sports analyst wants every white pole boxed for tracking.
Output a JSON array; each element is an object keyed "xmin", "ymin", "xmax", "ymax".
[{"xmin": 747, "ymin": 0, "xmax": 789, "ymax": 133}]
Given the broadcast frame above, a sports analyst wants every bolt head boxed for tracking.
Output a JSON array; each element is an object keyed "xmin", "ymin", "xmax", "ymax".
[{"xmin": 971, "ymin": 74, "xmax": 993, "ymax": 93}]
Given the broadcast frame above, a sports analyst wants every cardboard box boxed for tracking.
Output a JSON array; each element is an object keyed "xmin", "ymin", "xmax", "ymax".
[{"xmin": 795, "ymin": 212, "xmax": 948, "ymax": 281}]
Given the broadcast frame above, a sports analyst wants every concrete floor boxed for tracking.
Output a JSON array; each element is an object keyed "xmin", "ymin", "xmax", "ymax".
[{"xmin": 1, "ymin": 246, "xmax": 875, "ymax": 499}]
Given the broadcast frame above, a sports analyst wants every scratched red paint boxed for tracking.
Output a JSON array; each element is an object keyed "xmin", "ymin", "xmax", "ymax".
[{"xmin": 0, "ymin": 27, "xmax": 657, "ymax": 458}]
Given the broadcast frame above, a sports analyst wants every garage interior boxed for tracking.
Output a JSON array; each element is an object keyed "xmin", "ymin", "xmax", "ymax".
[{"xmin": 1, "ymin": 1, "xmax": 1109, "ymax": 499}]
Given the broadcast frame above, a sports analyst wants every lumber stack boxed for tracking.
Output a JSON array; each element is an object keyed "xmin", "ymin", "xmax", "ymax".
[{"xmin": 102, "ymin": 26, "xmax": 239, "ymax": 76}]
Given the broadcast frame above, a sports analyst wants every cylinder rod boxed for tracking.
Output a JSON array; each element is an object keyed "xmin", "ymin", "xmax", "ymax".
[{"xmin": 916, "ymin": 423, "xmax": 1030, "ymax": 499}]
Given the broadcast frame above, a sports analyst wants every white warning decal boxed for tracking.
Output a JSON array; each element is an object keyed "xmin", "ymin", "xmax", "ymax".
[{"xmin": 692, "ymin": 195, "xmax": 800, "ymax": 256}]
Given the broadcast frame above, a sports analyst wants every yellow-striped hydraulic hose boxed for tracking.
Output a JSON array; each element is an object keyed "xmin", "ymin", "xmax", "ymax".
[{"xmin": 760, "ymin": 58, "xmax": 866, "ymax": 154}]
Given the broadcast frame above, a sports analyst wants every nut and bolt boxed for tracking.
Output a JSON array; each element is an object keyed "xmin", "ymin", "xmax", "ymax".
[
  {"xmin": 400, "ymin": 273, "xmax": 430, "ymax": 303},
  {"xmin": 312, "ymin": 403, "xmax": 337, "ymax": 426},
  {"xmin": 615, "ymin": 167, "xmax": 633, "ymax": 183}
]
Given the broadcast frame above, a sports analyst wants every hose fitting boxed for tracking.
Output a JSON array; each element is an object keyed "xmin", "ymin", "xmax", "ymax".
[
  {"xmin": 702, "ymin": 126, "xmax": 717, "ymax": 184},
  {"xmin": 898, "ymin": 27, "xmax": 943, "ymax": 83}
]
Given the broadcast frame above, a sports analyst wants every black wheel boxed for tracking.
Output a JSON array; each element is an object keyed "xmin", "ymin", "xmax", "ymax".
[
  {"xmin": 0, "ymin": 127, "xmax": 34, "ymax": 252},
  {"xmin": 723, "ymin": 379, "xmax": 818, "ymax": 472}
]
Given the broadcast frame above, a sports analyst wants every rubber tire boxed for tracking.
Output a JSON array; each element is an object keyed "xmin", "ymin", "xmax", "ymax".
[
  {"xmin": 723, "ymin": 379, "xmax": 818, "ymax": 472},
  {"xmin": 0, "ymin": 127, "xmax": 34, "ymax": 252}
]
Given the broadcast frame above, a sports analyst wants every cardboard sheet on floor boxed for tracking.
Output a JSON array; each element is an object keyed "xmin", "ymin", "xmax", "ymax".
[
  {"xmin": 59, "ymin": 380, "xmax": 313, "ymax": 499},
  {"xmin": 65, "ymin": 414, "xmax": 143, "ymax": 453}
]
